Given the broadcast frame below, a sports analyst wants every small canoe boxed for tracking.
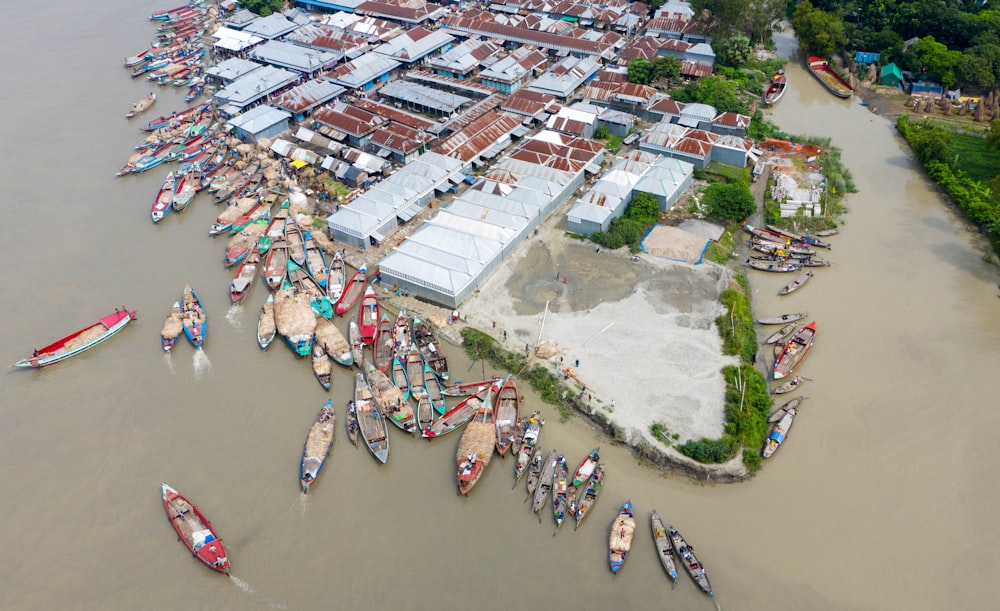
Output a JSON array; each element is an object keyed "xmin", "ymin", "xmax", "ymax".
[
  {"xmin": 358, "ymin": 286, "xmax": 379, "ymax": 346},
  {"xmin": 524, "ymin": 451, "xmax": 545, "ymax": 496},
  {"xmin": 367, "ymin": 364, "xmax": 416, "ymax": 434},
  {"xmin": 230, "ymin": 245, "xmax": 261, "ymax": 305},
  {"xmin": 263, "ymin": 236, "xmax": 289, "ymax": 290},
  {"xmin": 773, "ymin": 376, "xmax": 804, "ymax": 395},
  {"xmin": 372, "ymin": 313, "xmax": 394, "ymax": 373},
  {"xmin": 494, "ymin": 374, "xmax": 520, "ymax": 457},
  {"xmin": 314, "ymin": 316, "xmax": 353, "ymax": 367},
  {"xmin": 303, "ymin": 232, "xmax": 328, "ymax": 288},
  {"xmin": 300, "ymin": 399, "xmax": 335, "ymax": 492},
  {"xmin": 762, "ymin": 70, "xmax": 786, "ymax": 106},
  {"xmin": 609, "ymin": 501, "xmax": 636, "ymax": 574},
  {"xmin": 513, "ymin": 412, "xmax": 541, "ymax": 485},
  {"xmin": 334, "ymin": 264, "xmax": 368, "ymax": 316},
  {"xmin": 574, "ymin": 462, "xmax": 604, "ymax": 530},
  {"xmin": 444, "ymin": 377, "xmax": 500, "ymax": 397},
  {"xmin": 257, "ymin": 201, "xmax": 289, "ymax": 255},
  {"xmin": 345, "ymin": 400, "xmax": 359, "ymax": 447},
  {"xmin": 390, "ymin": 313, "xmax": 410, "ymax": 397},
  {"xmin": 800, "ymin": 257, "xmax": 832, "ymax": 268},
  {"xmin": 551, "ymin": 454, "xmax": 570, "ymax": 530},
  {"xmin": 126, "ymin": 92, "xmax": 157, "ymax": 119},
  {"xmin": 814, "ymin": 228, "xmax": 839, "ymax": 237},
  {"xmin": 532, "ymin": 450, "xmax": 560, "ymax": 514},
  {"xmin": 355, "ymin": 372, "xmax": 389, "ymax": 464},
  {"xmin": 757, "ymin": 312, "xmax": 808, "ymax": 325},
  {"xmin": 161, "ymin": 301, "xmax": 182, "ymax": 352},
  {"xmin": 405, "ymin": 345, "xmax": 424, "ymax": 399},
  {"xmin": 768, "ymin": 395, "xmax": 804, "ymax": 423},
  {"xmin": 456, "ymin": 393, "xmax": 497, "ymax": 495},
  {"xmin": 669, "ymin": 523, "xmax": 713, "ymax": 597},
  {"xmin": 256, "ymin": 294, "xmax": 276, "ymax": 349},
  {"xmin": 348, "ymin": 321, "xmax": 364, "ymax": 368},
  {"xmin": 285, "ymin": 222, "xmax": 306, "ymax": 266},
  {"xmin": 161, "ymin": 483, "xmax": 229, "ymax": 573},
  {"xmin": 326, "ymin": 251, "xmax": 346, "ymax": 303},
  {"xmin": 766, "ymin": 224, "xmax": 833, "ymax": 249},
  {"xmin": 764, "ymin": 322, "xmax": 796, "ymax": 344},
  {"xmin": 416, "ymin": 394, "xmax": 435, "ymax": 435},
  {"xmin": 422, "ymin": 384, "xmax": 491, "ymax": 439},
  {"xmin": 181, "ymin": 284, "xmax": 206, "ymax": 348},
  {"xmin": 423, "ymin": 363, "xmax": 447, "ymax": 414},
  {"xmin": 151, "ymin": 172, "xmax": 175, "ymax": 223},
  {"xmin": 412, "ymin": 316, "xmax": 449, "ymax": 380},
  {"xmin": 650, "ymin": 510, "xmax": 679, "ymax": 583},
  {"xmin": 778, "ymin": 272, "xmax": 813, "ymax": 296},
  {"xmin": 774, "ymin": 321, "xmax": 817, "ymax": 379},
  {"xmin": 311, "ymin": 340, "xmax": 332, "ymax": 390},
  {"xmin": 571, "ymin": 447, "xmax": 601, "ymax": 487},
  {"xmin": 747, "ymin": 258, "xmax": 802, "ymax": 273}
]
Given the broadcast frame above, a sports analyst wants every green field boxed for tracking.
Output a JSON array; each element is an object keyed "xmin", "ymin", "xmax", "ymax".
[{"xmin": 950, "ymin": 132, "xmax": 1000, "ymax": 183}]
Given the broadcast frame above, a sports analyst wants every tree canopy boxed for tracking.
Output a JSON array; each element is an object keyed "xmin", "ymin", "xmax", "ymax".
[
  {"xmin": 703, "ymin": 182, "xmax": 756, "ymax": 221},
  {"xmin": 238, "ymin": 0, "xmax": 284, "ymax": 17},
  {"xmin": 791, "ymin": 0, "xmax": 847, "ymax": 59}
]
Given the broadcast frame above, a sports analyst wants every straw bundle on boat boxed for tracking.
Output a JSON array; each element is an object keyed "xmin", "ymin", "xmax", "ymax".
[
  {"xmin": 258, "ymin": 299, "xmax": 275, "ymax": 338},
  {"xmin": 304, "ymin": 411, "xmax": 335, "ymax": 459},
  {"xmin": 367, "ymin": 365, "xmax": 403, "ymax": 409},
  {"xmin": 226, "ymin": 221, "xmax": 268, "ymax": 251},
  {"xmin": 315, "ymin": 317, "xmax": 351, "ymax": 365},
  {"xmin": 274, "ymin": 288, "xmax": 316, "ymax": 341},
  {"xmin": 63, "ymin": 324, "xmax": 110, "ymax": 352},
  {"xmin": 161, "ymin": 308, "xmax": 182, "ymax": 339},
  {"xmin": 457, "ymin": 420, "xmax": 497, "ymax": 466},
  {"xmin": 609, "ymin": 513, "xmax": 636, "ymax": 553},
  {"xmin": 216, "ymin": 197, "xmax": 257, "ymax": 224}
]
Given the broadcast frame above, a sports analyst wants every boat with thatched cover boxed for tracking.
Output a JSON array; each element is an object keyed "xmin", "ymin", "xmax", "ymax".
[
  {"xmin": 285, "ymin": 222, "xmax": 306, "ymax": 266},
  {"xmin": 423, "ymin": 363, "xmax": 447, "ymax": 414},
  {"xmin": 345, "ymin": 400, "xmax": 358, "ymax": 447},
  {"xmin": 669, "ymin": 523, "xmax": 714, "ymax": 597},
  {"xmin": 367, "ymin": 364, "xmax": 415, "ymax": 434},
  {"xmin": 774, "ymin": 321, "xmax": 817, "ymax": 379},
  {"xmin": 230, "ymin": 245, "xmax": 261, "ymax": 305},
  {"xmin": 494, "ymin": 374, "xmax": 520, "ymax": 457},
  {"xmin": 609, "ymin": 500, "xmax": 636, "ymax": 574},
  {"xmin": 778, "ymin": 272, "xmax": 813, "ymax": 296},
  {"xmin": 300, "ymin": 399, "xmax": 335, "ymax": 492},
  {"xmin": 524, "ymin": 451, "xmax": 545, "ymax": 496},
  {"xmin": 161, "ymin": 301, "xmax": 182, "ymax": 352},
  {"xmin": 773, "ymin": 376, "xmax": 804, "ymax": 395},
  {"xmin": 551, "ymin": 454, "xmax": 569, "ymax": 531},
  {"xmin": 513, "ymin": 412, "xmax": 541, "ymax": 485},
  {"xmin": 326, "ymin": 251, "xmax": 346, "ymax": 303},
  {"xmin": 757, "ymin": 312, "xmax": 808, "ymax": 325},
  {"xmin": 456, "ymin": 391, "xmax": 497, "ymax": 495},
  {"xmin": 274, "ymin": 286, "xmax": 316, "ymax": 357},
  {"xmin": 413, "ymin": 316, "xmax": 449, "ymax": 380},
  {"xmin": 574, "ymin": 463, "xmax": 604, "ymax": 530},
  {"xmin": 161, "ymin": 483, "xmax": 229, "ymax": 574},
  {"xmin": 263, "ymin": 236, "xmax": 289, "ymax": 290},
  {"xmin": 287, "ymin": 260, "xmax": 333, "ymax": 319},
  {"xmin": 422, "ymin": 383, "xmax": 493, "ymax": 439},
  {"xmin": 181, "ymin": 284, "xmax": 206, "ymax": 349},
  {"xmin": 348, "ymin": 320, "xmax": 364, "ymax": 367},
  {"xmin": 257, "ymin": 294, "xmax": 276, "ymax": 349},
  {"xmin": 764, "ymin": 322, "xmax": 796, "ymax": 344},
  {"xmin": 311, "ymin": 341, "xmax": 333, "ymax": 390},
  {"xmin": 532, "ymin": 450, "xmax": 559, "ymax": 514},
  {"xmin": 650, "ymin": 510, "xmax": 679, "ymax": 583},
  {"xmin": 334, "ymin": 264, "xmax": 368, "ymax": 316},
  {"xmin": 405, "ymin": 345, "xmax": 424, "ymax": 399},
  {"xmin": 354, "ymin": 372, "xmax": 389, "ymax": 464},
  {"xmin": 314, "ymin": 316, "xmax": 352, "ymax": 367},
  {"xmin": 372, "ymin": 313, "xmax": 394, "ymax": 373}
]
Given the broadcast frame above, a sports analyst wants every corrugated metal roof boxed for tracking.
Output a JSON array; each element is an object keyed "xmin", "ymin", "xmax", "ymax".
[
  {"xmin": 374, "ymin": 26, "xmax": 455, "ymax": 62},
  {"xmin": 379, "ymin": 81, "xmax": 472, "ymax": 113},
  {"xmin": 226, "ymin": 104, "xmax": 291, "ymax": 134},
  {"xmin": 272, "ymin": 79, "xmax": 345, "ymax": 114},
  {"xmin": 250, "ymin": 40, "xmax": 338, "ymax": 73}
]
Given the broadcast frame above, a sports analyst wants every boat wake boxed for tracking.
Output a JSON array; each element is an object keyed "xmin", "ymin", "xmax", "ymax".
[
  {"xmin": 229, "ymin": 575, "xmax": 287, "ymax": 609},
  {"xmin": 193, "ymin": 348, "xmax": 212, "ymax": 377},
  {"xmin": 226, "ymin": 305, "xmax": 243, "ymax": 328},
  {"xmin": 163, "ymin": 352, "xmax": 175, "ymax": 374}
]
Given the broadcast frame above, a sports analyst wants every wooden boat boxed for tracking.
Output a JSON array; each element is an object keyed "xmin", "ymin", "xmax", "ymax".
[
  {"xmin": 532, "ymin": 450, "xmax": 560, "ymax": 514},
  {"xmin": 285, "ymin": 222, "xmax": 306, "ymax": 266},
  {"xmin": 765, "ymin": 409, "xmax": 795, "ymax": 459},
  {"xmin": 651, "ymin": 510, "xmax": 679, "ymax": 583},
  {"xmin": 806, "ymin": 54, "xmax": 852, "ymax": 98},
  {"xmin": 372, "ymin": 313, "xmax": 394, "ymax": 373},
  {"xmin": 300, "ymin": 399, "xmax": 335, "ymax": 492},
  {"xmin": 773, "ymin": 321, "xmax": 816, "ymax": 379},
  {"xmin": 747, "ymin": 258, "xmax": 802, "ymax": 273},
  {"xmin": 765, "ymin": 224, "xmax": 833, "ymax": 249},
  {"xmin": 229, "ymin": 245, "xmax": 261, "ymax": 305},
  {"xmin": 256, "ymin": 294, "xmax": 276, "ymax": 349},
  {"xmin": 423, "ymin": 383, "xmax": 493, "ymax": 439},
  {"xmin": 423, "ymin": 363, "xmax": 447, "ymax": 414},
  {"xmin": 263, "ymin": 236, "xmax": 289, "ymax": 290},
  {"xmin": 799, "ymin": 257, "xmax": 832, "ymax": 268},
  {"xmin": 763, "ymin": 70, "xmax": 786, "ymax": 106},
  {"xmin": 161, "ymin": 301, "xmax": 182, "ymax": 352},
  {"xmin": 551, "ymin": 454, "xmax": 569, "ymax": 530},
  {"xmin": 456, "ymin": 389, "xmax": 497, "ymax": 495},
  {"xmin": 751, "ymin": 236, "xmax": 817, "ymax": 258},
  {"xmin": 257, "ymin": 200, "xmax": 289, "ymax": 255},
  {"xmin": 311, "ymin": 340, "xmax": 332, "ymax": 390},
  {"xmin": 574, "ymin": 463, "xmax": 604, "ymax": 530},
  {"xmin": 326, "ymin": 251, "xmax": 346, "ymax": 303},
  {"xmin": 354, "ymin": 372, "xmax": 389, "ymax": 464},
  {"xmin": 524, "ymin": 451, "xmax": 545, "ymax": 496},
  {"xmin": 358, "ymin": 286, "xmax": 379, "ymax": 346},
  {"xmin": 334, "ymin": 264, "xmax": 368, "ymax": 316},
  {"xmin": 513, "ymin": 412, "xmax": 541, "ymax": 485},
  {"xmin": 229, "ymin": 199, "xmax": 271, "ymax": 235},
  {"xmin": 348, "ymin": 321, "xmax": 364, "ymax": 368},
  {"xmin": 778, "ymin": 272, "xmax": 813, "ymax": 296},
  {"xmin": 768, "ymin": 395, "xmax": 804, "ymax": 423},
  {"xmin": 181, "ymin": 284, "xmax": 206, "ymax": 348},
  {"xmin": 14, "ymin": 307, "xmax": 137, "ymax": 368},
  {"xmin": 572, "ymin": 447, "xmax": 601, "ymax": 487},
  {"xmin": 669, "ymin": 523, "xmax": 713, "ymax": 596},
  {"xmin": 756, "ymin": 312, "xmax": 808, "ymax": 325},
  {"xmin": 345, "ymin": 400, "xmax": 359, "ymax": 447},
  {"xmin": 494, "ymin": 374, "xmax": 520, "ymax": 457},
  {"xmin": 151, "ymin": 172, "xmax": 175, "ymax": 223},
  {"xmin": 303, "ymin": 232, "xmax": 328, "ymax": 287},
  {"xmin": 314, "ymin": 316, "xmax": 353, "ymax": 367},
  {"xmin": 814, "ymin": 228, "xmax": 839, "ymax": 237},
  {"xmin": 224, "ymin": 218, "xmax": 269, "ymax": 269},
  {"xmin": 185, "ymin": 82, "xmax": 204, "ymax": 103},
  {"xmin": 609, "ymin": 500, "xmax": 636, "ymax": 574},
  {"xmin": 170, "ymin": 172, "xmax": 198, "ymax": 212},
  {"xmin": 367, "ymin": 364, "xmax": 416, "ymax": 434},
  {"xmin": 773, "ymin": 375, "xmax": 804, "ymax": 395},
  {"xmin": 416, "ymin": 394, "xmax": 435, "ymax": 435},
  {"xmin": 444, "ymin": 377, "xmax": 501, "ymax": 397},
  {"xmin": 412, "ymin": 317, "xmax": 449, "ymax": 380},
  {"xmin": 208, "ymin": 196, "xmax": 256, "ymax": 236},
  {"xmin": 405, "ymin": 345, "xmax": 425, "ymax": 399},
  {"xmin": 161, "ymin": 483, "xmax": 229, "ymax": 574},
  {"xmin": 287, "ymin": 260, "xmax": 333, "ymax": 319},
  {"xmin": 764, "ymin": 322, "xmax": 796, "ymax": 344},
  {"xmin": 389, "ymin": 311, "xmax": 411, "ymax": 396}
]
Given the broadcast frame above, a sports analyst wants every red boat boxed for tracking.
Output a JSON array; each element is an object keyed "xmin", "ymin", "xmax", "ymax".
[
  {"xmin": 161, "ymin": 483, "xmax": 229, "ymax": 573},
  {"xmin": 335, "ymin": 264, "xmax": 368, "ymax": 316},
  {"xmin": 774, "ymin": 321, "xmax": 817, "ymax": 380},
  {"xmin": 14, "ymin": 308, "xmax": 136, "ymax": 368},
  {"xmin": 358, "ymin": 286, "xmax": 379, "ymax": 346},
  {"xmin": 493, "ymin": 374, "xmax": 520, "ymax": 457},
  {"xmin": 806, "ymin": 55, "xmax": 852, "ymax": 99},
  {"xmin": 763, "ymin": 70, "xmax": 787, "ymax": 105}
]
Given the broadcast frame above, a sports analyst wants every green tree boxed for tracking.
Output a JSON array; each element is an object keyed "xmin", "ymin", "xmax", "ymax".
[
  {"xmin": 791, "ymin": 0, "xmax": 847, "ymax": 58},
  {"xmin": 627, "ymin": 58, "xmax": 653, "ymax": 85},
  {"xmin": 903, "ymin": 36, "xmax": 963, "ymax": 88},
  {"xmin": 593, "ymin": 124, "xmax": 611, "ymax": 140},
  {"xmin": 909, "ymin": 119, "xmax": 953, "ymax": 166},
  {"xmin": 238, "ymin": 0, "xmax": 284, "ymax": 16},
  {"xmin": 651, "ymin": 56, "xmax": 681, "ymax": 84},
  {"xmin": 671, "ymin": 75, "xmax": 746, "ymax": 114},
  {"xmin": 703, "ymin": 182, "xmax": 756, "ymax": 221},
  {"xmin": 988, "ymin": 120, "xmax": 1000, "ymax": 152},
  {"xmin": 692, "ymin": 0, "xmax": 751, "ymax": 38},
  {"xmin": 716, "ymin": 35, "xmax": 753, "ymax": 68},
  {"xmin": 747, "ymin": 0, "xmax": 787, "ymax": 44}
]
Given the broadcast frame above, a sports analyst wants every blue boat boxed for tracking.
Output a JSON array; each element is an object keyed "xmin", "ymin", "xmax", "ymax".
[
  {"xmin": 181, "ymin": 284, "xmax": 206, "ymax": 348},
  {"xmin": 609, "ymin": 501, "xmax": 635, "ymax": 574},
  {"xmin": 300, "ymin": 399, "xmax": 336, "ymax": 493},
  {"xmin": 278, "ymin": 280, "xmax": 315, "ymax": 357}
]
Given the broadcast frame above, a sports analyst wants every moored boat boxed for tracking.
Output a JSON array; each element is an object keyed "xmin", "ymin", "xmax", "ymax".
[
  {"xmin": 311, "ymin": 340, "xmax": 332, "ymax": 390},
  {"xmin": 287, "ymin": 260, "xmax": 333, "ymax": 319},
  {"xmin": 532, "ymin": 450, "xmax": 560, "ymax": 514},
  {"xmin": 354, "ymin": 372, "xmax": 389, "ymax": 464},
  {"xmin": 263, "ymin": 236, "xmax": 289, "ymax": 290},
  {"xmin": 747, "ymin": 258, "xmax": 802, "ymax": 273},
  {"xmin": 651, "ymin": 510, "xmax": 679, "ymax": 583},
  {"xmin": 161, "ymin": 301, "xmax": 182, "ymax": 352},
  {"xmin": 274, "ymin": 285, "xmax": 315, "ymax": 357},
  {"xmin": 285, "ymin": 222, "xmax": 306, "ymax": 266},
  {"xmin": 456, "ymin": 388, "xmax": 497, "ymax": 495},
  {"xmin": 773, "ymin": 321, "xmax": 817, "ymax": 379},
  {"xmin": 574, "ymin": 462, "xmax": 604, "ymax": 530},
  {"xmin": 551, "ymin": 454, "xmax": 570, "ymax": 531},
  {"xmin": 303, "ymin": 232, "xmax": 328, "ymax": 288},
  {"xmin": 413, "ymin": 316, "xmax": 449, "ymax": 380},
  {"xmin": 669, "ymin": 523, "xmax": 713, "ymax": 596},
  {"xmin": 765, "ymin": 224, "xmax": 833, "ymax": 249},
  {"xmin": 513, "ymin": 412, "xmax": 542, "ymax": 485},
  {"xmin": 326, "ymin": 251, "xmax": 346, "ymax": 303},
  {"xmin": 258, "ymin": 201, "xmax": 289, "ymax": 255},
  {"xmin": 524, "ymin": 451, "xmax": 545, "ymax": 497},
  {"xmin": 416, "ymin": 394, "xmax": 435, "ymax": 436},
  {"xmin": 257, "ymin": 294, "xmax": 276, "ymax": 349},
  {"xmin": 764, "ymin": 322, "xmax": 796, "ymax": 345},
  {"xmin": 161, "ymin": 483, "xmax": 229, "ymax": 573},
  {"xmin": 334, "ymin": 264, "xmax": 368, "ymax": 316},
  {"xmin": 423, "ymin": 363, "xmax": 447, "ymax": 414},
  {"xmin": 443, "ymin": 377, "xmax": 500, "ymax": 397},
  {"xmin": 778, "ymin": 272, "xmax": 814, "ymax": 296},
  {"xmin": 345, "ymin": 400, "xmax": 359, "ymax": 447},
  {"xmin": 181, "ymin": 284, "xmax": 205, "ymax": 348},
  {"xmin": 348, "ymin": 320, "xmax": 364, "ymax": 368},
  {"xmin": 14, "ymin": 308, "xmax": 136, "ymax": 368},
  {"xmin": 314, "ymin": 316, "xmax": 353, "ymax": 367},
  {"xmin": 772, "ymin": 375, "xmax": 804, "ymax": 395},
  {"xmin": 372, "ymin": 313, "xmax": 394, "ymax": 373},
  {"xmin": 768, "ymin": 395, "xmax": 804, "ymax": 422},
  {"xmin": 300, "ymin": 399, "xmax": 335, "ymax": 492},
  {"xmin": 389, "ymin": 310, "xmax": 411, "ymax": 396},
  {"xmin": 763, "ymin": 70, "xmax": 787, "ymax": 106},
  {"xmin": 756, "ymin": 312, "xmax": 808, "ymax": 325},
  {"xmin": 571, "ymin": 447, "xmax": 601, "ymax": 487},
  {"xmin": 230, "ymin": 245, "xmax": 261, "ymax": 305},
  {"xmin": 405, "ymin": 345, "xmax": 424, "ymax": 399},
  {"xmin": 170, "ymin": 171, "xmax": 198, "ymax": 212},
  {"xmin": 493, "ymin": 374, "xmax": 520, "ymax": 457},
  {"xmin": 367, "ymin": 364, "xmax": 416, "ymax": 434},
  {"xmin": 358, "ymin": 286, "xmax": 379, "ymax": 346},
  {"xmin": 609, "ymin": 501, "xmax": 636, "ymax": 574},
  {"xmin": 151, "ymin": 172, "xmax": 175, "ymax": 223},
  {"xmin": 423, "ymin": 383, "xmax": 493, "ymax": 439},
  {"xmin": 806, "ymin": 55, "xmax": 853, "ymax": 99}
]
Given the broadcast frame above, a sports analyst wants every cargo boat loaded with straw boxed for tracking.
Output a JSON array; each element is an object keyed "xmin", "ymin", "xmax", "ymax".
[
  {"xmin": 456, "ymin": 380, "xmax": 498, "ymax": 495},
  {"xmin": 14, "ymin": 308, "xmax": 137, "ymax": 368},
  {"xmin": 300, "ymin": 399, "xmax": 336, "ymax": 492}
]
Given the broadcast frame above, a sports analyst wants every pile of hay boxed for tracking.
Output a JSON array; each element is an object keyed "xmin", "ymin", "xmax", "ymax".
[
  {"xmin": 216, "ymin": 197, "xmax": 257, "ymax": 224},
  {"xmin": 257, "ymin": 299, "xmax": 275, "ymax": 339},
  {"xmin": 60, "ymin": 324, "xmax": 110, "ymax": 354},
  {"xmin": 427, "ymin": 315, "xmax": 448, "ymax": 329},
  {"xmin": 274, "ymin": 288, "xmax": 316, "ymax": 341},
  {"xmin": 367, "ymin": 365, "xmax": 403, "ymax": 406},
  {"xmin": 609, "ymin": 513, "xmax": 636, "ymax": 553},
  {"xmin": 256, "ymin": 138, "xmax": 272, "ymax": 151},
  {"xmin": 304, "ymin": 408, "xmax": 335, "ymax": 458},
  {"xmin": 315, "ymin": 317, "xmax": 351, "ymax": 364},
  {"xmin": 534, "ymin": 340, "xmax": 564, "ymax": 360},
  {"xmin": 226, "ymin": 221, "xmax": 267, "ymax": 251},
  {"xmin": 161, "ymin": 306, "xmax": 182, "ymax": 341},
  {"xmin": 457, "ymin": 420, "xmax": 497, "ymax": 466},
  {"xmin": 235, "ymin": 143, "xmax": 254, "ymax": 155}
]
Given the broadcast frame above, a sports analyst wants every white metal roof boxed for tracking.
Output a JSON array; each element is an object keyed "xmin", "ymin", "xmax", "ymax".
[
  {"xmin": 226, "ymin": 105, "xmax": 292, "ymax": 134},
  {"xmin": 212, "ymin": 27, "xmax": 264, "ymax": 52},
  {"xmin": 205, "ymin": 57, "xmax": 262, "ymax": 82},
  {"xmin": 250, "ymin": 40, "xmax": 338, "ymax": 73}
]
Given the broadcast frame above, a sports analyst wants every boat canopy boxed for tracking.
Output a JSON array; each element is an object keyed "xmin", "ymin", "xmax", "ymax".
[{"xmin": 192, "ymin": 529, "xmax": 215, "ymax": 550}]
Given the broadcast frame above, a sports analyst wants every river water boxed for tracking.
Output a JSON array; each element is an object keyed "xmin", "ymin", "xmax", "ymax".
[{"xmin": 1, "ymin": 6, "xmax": 998, "ymax": 609}]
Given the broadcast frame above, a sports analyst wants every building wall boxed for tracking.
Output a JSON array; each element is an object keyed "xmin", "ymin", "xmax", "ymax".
[
  {"xmin": 597, "ymin": 118, "xmax": 630, "ymax": 137},
  {"xmin": 638, "ymin": 143, "xmax": 708, "ymax": 169},
  {"xmin": 710, "ymin": 147, "xmax": 747, "ymax": 168},
  {"xmin": 480, "ymin": 78, "xmax": 522, "ymax": 94},
  {"xmin": 236, "ymin": 119, "xmax": 290, "ymax": 143}
]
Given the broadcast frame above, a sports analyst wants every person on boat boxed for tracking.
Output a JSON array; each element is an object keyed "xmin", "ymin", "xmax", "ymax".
[{"xmin": 32, "ymin": 349, "xmax": 39, "ymax": 357}]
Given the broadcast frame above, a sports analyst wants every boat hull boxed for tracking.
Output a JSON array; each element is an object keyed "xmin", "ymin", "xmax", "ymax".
[{"xmin": 15, "ymin": 310, "xmax": 135, "ymax": 368}]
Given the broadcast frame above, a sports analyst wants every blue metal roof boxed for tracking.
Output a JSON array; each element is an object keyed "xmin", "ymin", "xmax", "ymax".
[{"xmin": 854, "ymin": 51, "xmax": 881, "ymax": 64}]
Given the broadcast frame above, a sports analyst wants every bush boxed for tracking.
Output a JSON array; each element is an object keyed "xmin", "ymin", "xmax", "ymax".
[
  {"xmin": 703, "ymin": 182, "xmax": 756, "ymax": 221},
  {"xmin": 593, "ymin": 125, "xmax": 610, "ymax": 140},
  {"xmin": 676, "ymin": 438, "xmax": 736, "ymax": 463},
  {"xmin": 591, "ymin": 192, "xmax": 660, "ymax": 250}
]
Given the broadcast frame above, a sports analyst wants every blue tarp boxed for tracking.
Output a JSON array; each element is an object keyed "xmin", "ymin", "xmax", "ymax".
[{"xmin": 854, "ymin": 51, "xmax": 881, "ymax": 64}]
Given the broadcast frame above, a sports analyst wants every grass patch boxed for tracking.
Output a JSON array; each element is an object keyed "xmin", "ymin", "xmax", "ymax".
[
  {"xmin": 650, "ymin": 422, "xmax": 672, "ymax": 445},
  {"xmin": 951, "ymin": 131, "xmax": 1000, "ymax": 183},
  {"xmin": 703, "ymin": 161, "xmax": 750, "ymax": 184},
  {"xmin": 703, "ymin": 224, "xmax": 737, "ymax": 265}
]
